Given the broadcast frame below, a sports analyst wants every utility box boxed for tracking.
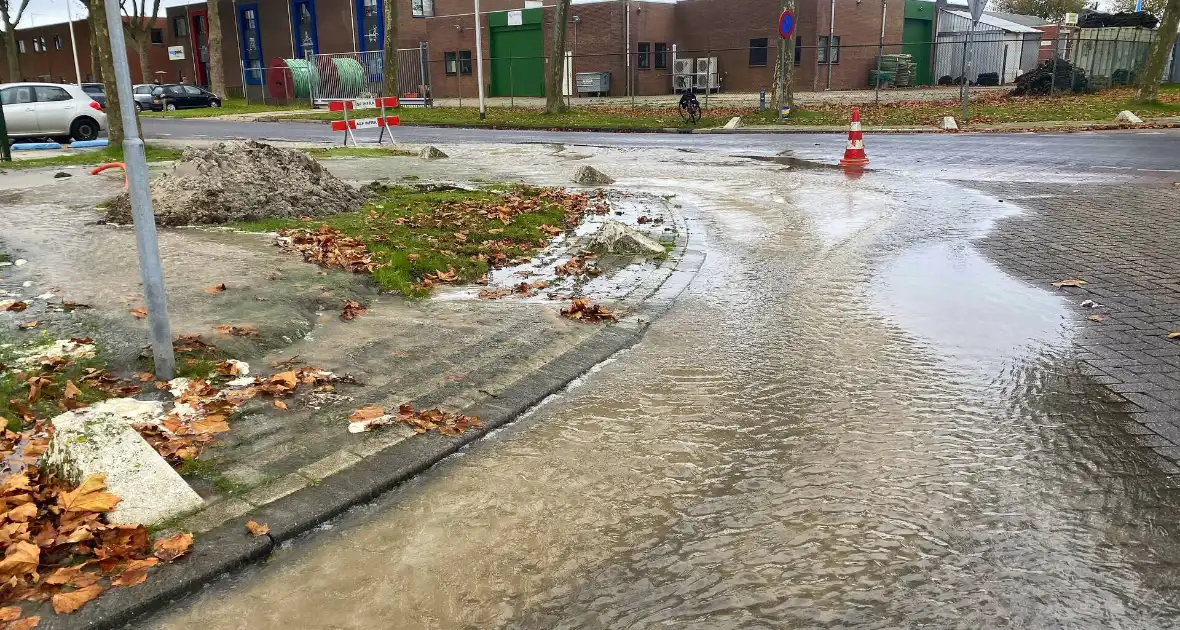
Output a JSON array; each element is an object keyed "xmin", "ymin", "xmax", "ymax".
[
  {"xmin": 694, "ymin": 57, "xmax": 720, "ymax": 92},
  {"xmin": 576, "ymin": 72, "xmax": 611, "ymax": 96}
]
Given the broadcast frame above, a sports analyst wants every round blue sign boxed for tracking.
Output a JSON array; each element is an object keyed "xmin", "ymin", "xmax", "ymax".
[{"xmin": 778, "ymin": 9, "xmax": 796, "ymax": 39}]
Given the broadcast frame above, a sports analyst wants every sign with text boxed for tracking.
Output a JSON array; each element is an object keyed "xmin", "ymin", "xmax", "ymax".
[
  {"xmin": 507, "ymin": 10, "xmax": 523, "ymax": 26},
  {"xmin": 167, "ymin": 46, "xmax": 185, "ymax": 61}
]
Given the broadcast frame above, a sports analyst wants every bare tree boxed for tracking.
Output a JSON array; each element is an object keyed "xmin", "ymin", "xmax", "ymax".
[
  {"xmin": 545, "ymin": 0, "xmax": 573, "ymax": 114},
  {"xmin": 382, "ymin": 0, "xmax": 399, "ymax": 97},
  {"xmin": 121, "ymin": 0, "xmax": 163, "ymax": 83},
  {"xmin": 771, "ymin": 0, "xmax": 796, "ymax": 111},
  {"xmin": 88, "ymin": 0, "xmax": 124, "ymax": 144},
  {"xmin": 1114, "ymin": 0, "xmax": 1167, "ymax": 15},
  {"xmin": 206, "ymin": 0, "xmax": 226, "ymax": 96},
  {"xmin": 1135, "ymin": 0, "xmax": 1180, "ymax": 103},
  {"xmin": 993, "ymin": 0, "xmax": 1086, "ymax": 20},
  {"xmin": 0, "ymin": 0, "xmax": 31, "ymax": 81}
]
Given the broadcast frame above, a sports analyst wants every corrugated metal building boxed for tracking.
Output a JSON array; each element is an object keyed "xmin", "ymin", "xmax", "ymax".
[{"xmin": 934, "ymin": 10, "xmax": 1041, "ymax": 84}]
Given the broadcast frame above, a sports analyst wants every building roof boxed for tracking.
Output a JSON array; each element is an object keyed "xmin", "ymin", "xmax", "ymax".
[
  {"xmin": 984, "ymin": 10, "xmax": 1049, "ymax": 27},
  {"xmin": 945, "ymin": 9, "xmax": 1043, "ymax": 32}
]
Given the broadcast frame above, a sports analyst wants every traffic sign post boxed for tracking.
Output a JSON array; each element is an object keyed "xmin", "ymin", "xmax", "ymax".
[
  {"xmin": 778, "ymin": 9, "xmax": 796, "ymax": 120},
  {"xmin": 960, "ymin": 0, "xmax": 984, "ymax": 123},
  {"xmin": 328, "ymin": 97, "xmax": 401, "ymax": 146}
]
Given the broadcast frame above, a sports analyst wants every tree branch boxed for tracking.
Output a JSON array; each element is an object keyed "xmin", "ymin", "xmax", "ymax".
[{"xmin": 11, "ymin": 0, "xmax": 32, "ymax": 28}]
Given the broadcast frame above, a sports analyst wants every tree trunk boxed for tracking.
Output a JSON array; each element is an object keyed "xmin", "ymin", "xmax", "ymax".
[
  {"xmin": 89, "ymin": 0, "xmax": 123, "ymax": 144},
  {"xmin": 382, "ymin": 0, "xmax": 399, "ymax": 97},
  {"xmin": 133, "ymin": 34, "xmax": 152, "ymax": 83},
  {"xmin": 1, "ymin": 28, "xmax": 19, "ymax": 82},
  {"xmin": 89, "ymin": 13, "xmax": 103, "ymax": 83},
  {"xmin": 206, "ymin": 0, "xmax": 226, "ymax": 96},
  {"xmin": 770, "ymin": 0, "xmax": 796, "ymax": 111},
  {"xmin": 1135, "ymin": 0, "xmax": 1180, "ymax": 103},
  {"xmin": 545, "ymin": 0, "xmax": 572, "ymax": 114}
]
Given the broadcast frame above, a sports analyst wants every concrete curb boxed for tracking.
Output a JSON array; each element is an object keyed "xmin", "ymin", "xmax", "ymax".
[{"xmin": 45, "ymin": 208, "xmax": 704, "ymax": 630}]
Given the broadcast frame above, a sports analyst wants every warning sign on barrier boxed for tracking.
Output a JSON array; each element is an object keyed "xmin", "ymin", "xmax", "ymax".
[{"xmin": 327, "ymin": 96, "xmax": 401, "ymax": 146}]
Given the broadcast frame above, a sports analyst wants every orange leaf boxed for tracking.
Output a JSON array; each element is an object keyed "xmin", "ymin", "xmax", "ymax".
[
  {"xmin": 270, "ymin": 371, "xmax": 298, "ymax": 389},
  {"xmin": 1051, "ymin": 279, "xmax": 1086, "ymax": 288},
  {"xmin": 135, "ymin": 372, "xmax": 156, "ymax": 382},
  {"xmin": 51, "ymin": 585, "xmax": 104, "ymax": 614},
  {"xmin": 111, "ymin": 557, "xmax": 158, "ymax": 587},
  {"xmin": 273, "ymin": 400, "xmax": 288, "ymax": 410},
  {"xmin": 0, "ymin": 606, "xmax": 21, "ymax": 622},
  {"xmin": 4, "ymin": 502, "xmax": 37, "ymax": 523},
  {"xmin": 246, "ymin": 520, "xmax": 270, "ymax": 537},
  {"xmin": 204, "ymin": 283, "xmax": 227, "ymax": 295},
  {"xmin": 189, "ymin": 415, "xmax": 230, "ymax": 434},
  {"xmin": 0, "ymin": 542, "xmax": 39, "ymax": 578},
  {"xmin": 153, "ymin": 533, "xmax": 193, "ymax": 562},
  {"xmin": 9, "ymin": 617, "xmax": 40, "ymax": 630},
  {"xmin": 130, "ymin": 307, "xmax": 148, "ymax": 319},
  {"xmin": 63, "ymin": 380, "xmax": 81, "ymax": 401},
  {"xmin": 18, "ymin": 321, "xmax": 40, "ymax": 330},
  {"xmin": 1, "ymin": 473, "xmax": 33, "ymax": 494},
  {"xmin": 57, "ymin": 474, "xmax": 121, "ymax": 514},
  {"xmin": 348, "ymin": 406, "xmax": 385, "ymax": 422}
]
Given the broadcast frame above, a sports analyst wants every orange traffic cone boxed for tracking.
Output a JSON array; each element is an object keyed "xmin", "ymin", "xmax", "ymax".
[{"xmin": 839, "ymin": 108, "xmax": 869, "ymax": 168}]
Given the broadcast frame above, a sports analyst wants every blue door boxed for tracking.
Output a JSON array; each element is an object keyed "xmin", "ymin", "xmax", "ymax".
[
  {"xmin": 239, "ymin": 4, "xmax": 264, "ymax": 84},
  {"xmin": 356, "ymin": 0, "xmax": 382, "ymax": 51},
  {"xmin": 291, "ymin": 0, "xmax": 319, "ymax": 59}
]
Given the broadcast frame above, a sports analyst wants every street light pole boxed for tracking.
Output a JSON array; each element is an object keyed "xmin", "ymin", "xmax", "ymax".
[
  {"xmin": 66, "ymin": 0, "xmax": 83, "ymax": 84},
  {"xmin": 103, "ymin": 0, "xmax": 176, "ymax": 379},
  {"xmin": 474, "ymin": 0, "xmax": 486, "ymax": 120}
]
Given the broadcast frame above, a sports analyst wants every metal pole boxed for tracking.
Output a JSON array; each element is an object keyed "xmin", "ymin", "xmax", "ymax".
[
  {"xmin": 960, "ymin": 21, "xmax": 973, "ymax": 122},
  {"xmin": 509, "ymin": 58, "xmax": 514, "ymax": 107},
  {"xmin": 66, "ymin": 0, "xmax": 83, "ymax": 84},
  {"xmin": 0, "ymin": 105, "xmax": 11, "ymax": 162},
  {"xmin": 1051, "ymin": 20, "xmax": 1061, "ymax": 95},
  {"xmin": 875, "ymin": 0, "xmax": 886, "ymax": 104},
  {"xmin": 826, "ymin": 0, "xmax": 835, "ymax": 90},
  {"xmin": 103, "ymin": 0, "xmax": 176, "ymax": 379},
  {"xmin": 474, "ymin": 0, "xmax": 486, "ymax": 120},
  {"xmin": 625, "ymin": 0, "xmax": 632, "ymax": 98}
]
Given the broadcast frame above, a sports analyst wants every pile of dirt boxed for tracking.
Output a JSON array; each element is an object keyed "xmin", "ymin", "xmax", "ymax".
[{"xmin": 104, "ymin": 141, "xmax": 367, "ymax": 226}]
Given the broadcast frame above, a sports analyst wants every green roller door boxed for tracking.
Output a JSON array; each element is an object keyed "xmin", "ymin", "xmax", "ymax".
[
  {"xmin": 902, "ymin": 0, "xmax": 935, "ymax": 86},
  {"xmin": 488, "ymin": 9, "xmax": 545, "ymax": 97}
]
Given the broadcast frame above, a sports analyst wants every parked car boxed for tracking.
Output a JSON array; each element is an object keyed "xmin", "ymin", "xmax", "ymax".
[
  {"xmin": 149, "ymin": 84, "xmax": 221, "ymax": 111},
  {"xmin": 80, "ymin": 82, "xmax": 106, "ymax": 109},
  {"xmin": 132, "ymin": 84, "xmax": 156, "ymax": 111},
  {"xmin": 1, "ymin": 82, "xmax": 108, "ymax": 142}
]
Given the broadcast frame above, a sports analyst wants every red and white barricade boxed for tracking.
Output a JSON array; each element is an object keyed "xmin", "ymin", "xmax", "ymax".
[{"xmin": 328, "ymin": 96, "xmax": 400, "ymax": 146}]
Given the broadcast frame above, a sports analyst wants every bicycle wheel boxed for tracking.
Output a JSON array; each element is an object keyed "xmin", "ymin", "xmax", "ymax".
[
  {"xmin": 679, "ymin": 105, "xmax": 693, "ymax": 124},
  {"xmin": 689, "ymin": 104, "xmax": 701, "ymax": 125}
]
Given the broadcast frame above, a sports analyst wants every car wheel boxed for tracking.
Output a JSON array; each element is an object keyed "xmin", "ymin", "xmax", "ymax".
[
  {"xmin": 210, "ymin": 100, "xmax": 221, "ymax": 108},
  {"xmin": 165, "ymin": 103, "xmax": 178, "ymax": 112},
  {"xmin": 70, "ymin": 117, "xmax": 100, "ymax": 142},
  {"xmin": 134, "ymin": 102, "xmax": 143, "ymax": 112}
]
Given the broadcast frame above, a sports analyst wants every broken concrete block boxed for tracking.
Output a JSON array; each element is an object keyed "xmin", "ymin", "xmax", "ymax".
[
  {"xmin": 573, "ymin": 165, "xmax": 615, "ymax": 186},
  {"xmin": 419, "ymin": 146, "xmax": 449, "ymax": 160},
  {"xmin": 586, "ymin": 221, "xmax": 666, "ymax": 256},
  {"xmin": 723, "ymin": 116, "xmax": 743, "ymax": 130},
  {"xmin": 1115, "ymin": 110, "xmax": 1143, "ymax": 124},
  {"xmin": 47, "ymin": 398, "xmax": 204, "ymax": 525},
  {"xmin": 941, "ymin": 116, "xmax": 959, "ymax": 131}
]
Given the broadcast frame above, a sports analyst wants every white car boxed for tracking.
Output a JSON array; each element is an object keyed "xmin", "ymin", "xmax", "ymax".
[{"xmin": 1, "ymin": 82, "xmax": 108, "ymax": 143}]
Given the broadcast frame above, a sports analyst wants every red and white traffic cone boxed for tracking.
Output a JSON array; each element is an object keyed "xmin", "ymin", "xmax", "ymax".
[{"xmin": 839, "ymin": 108, "xmax": 869, "ymax": 168}]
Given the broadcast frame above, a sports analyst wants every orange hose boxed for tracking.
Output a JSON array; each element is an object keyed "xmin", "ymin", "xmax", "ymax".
[{"xmin": 90, "ymin": 162, "xmax": 128, "ymax": 189}]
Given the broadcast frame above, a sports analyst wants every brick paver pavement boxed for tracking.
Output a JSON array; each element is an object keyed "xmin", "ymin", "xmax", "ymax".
[{"xmin": 973, "ymin": 181, "xmax": 1180, "ymax": 464}]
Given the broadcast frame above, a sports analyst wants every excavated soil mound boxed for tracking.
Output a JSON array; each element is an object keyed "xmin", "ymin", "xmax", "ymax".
[{"xmin": 104, "ymin": 141, "xmax": 367, "ymax": 226}]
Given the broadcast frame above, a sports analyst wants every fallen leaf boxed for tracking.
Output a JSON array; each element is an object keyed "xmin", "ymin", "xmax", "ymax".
[
  {"xmin": 246, "ymin": 520, "xmax": 270, "ymax": 537},
  {"xmin": 1, "ymin": 473, "xmax": 33, "ymax": 494},
  {"xmin": 0, "ymin": 541, "xmax": 40, "ymax": 578},
  {"xmin": 348, "ymin": 406, "xmax": 385, "ymax": 422},
  {"xmin": 340, "ymin": 300, "xmax": 367, "ymax": 321},
  {"xmin": 153, "ymin": 533, "xmax": 194, "ymax": 562},
  {"xmin": 204, "ymin": 283, "xmax": 227, "ymax": 295},
  {"xmin": 130, "ymin": 307, "xmax": 147, "ymax": 319},
  {"xmin": 1051, "ymin": 279, "xmax": 1086, "ymax": 288},
  {"xmin": 44, "ymin": 565, "xmax": 99, "ymax": 587},
  {"xmin": 215, "ymin": 324, "xmax": 259, "ymax": 337},
  {"xmin": 9, "ymin": 617, "xmax": 39, "ymax": 630},
  {"xmin": 18, "ymin": 321, "xmax": 40, "ymax": 330},
  {"xmin": 270, "ymin": 371, "xmax": 298, "ymax": 389},
  {"xmin": 435, "ymin": 268, "xmax": 457, "ymax": 282},
  {"xmin": 0, "ymin": 607, "xmax": 20, "ymax": 623},
  {"xmin": 1169, "ymin": 332, "xmax": 1180, "ymax": 340},
  {"xmin": 4, "ymin": 502, "xmax": 37, "ymax": 523},
  {"xmin": 135, "ymin": 372, "xmax": 156, "ymax": 382},
  {"xmin": 189, "ymin": 415, "xmax": 230, "ymax": 434},
  {"xmin": 273, "ymin": 400, "xmax": 288, "ymax": 410},
  {"xmin": 63, "ymin": 380, "xmax": 81, "ymax": 401},
  {"xmin": 111, "ymin": 557, "xmax": 158, "ymax": 587},
  {"xmin": 1089, "ymin": 314, "xmax": 1107, "ymax": 322},
  {"xmin": 57, "ymin": 474, "xmax": 122, "ymax": 514},
  {"xmin": 2, "ymin": 301, "xmax": 28, "ymax": 312},
  {"xmin": 51, "ymin": 585, "xmax": 104, "ymax": 614}
]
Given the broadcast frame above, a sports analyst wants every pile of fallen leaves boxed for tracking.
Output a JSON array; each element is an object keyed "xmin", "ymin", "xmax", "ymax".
[
  {"xmin": 561, "ymin": 298, "xmax": 617, "ymax": 323},
  {"xmin": 478, "ymin": 280, "xmax": 549, "ymax": 300},
  {"xmin": 0, "ymin": 468, "xmax": 192, "ymax": 622},
  {"xmin": 555, "ymin": 254, "xmax": 602, "ymax": 279},
  {"xmin": 277, "ymin": 225, "xmax": 376, "ymax": 274},
  {"xmin": 347, "ymin": 404, "xmax": 480, "ymax": 436}
]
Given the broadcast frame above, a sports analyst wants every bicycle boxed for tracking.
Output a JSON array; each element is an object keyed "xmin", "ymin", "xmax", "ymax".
[{"xmin": 678, "ymin": 92, "xmax": 702, "ymax": 125}]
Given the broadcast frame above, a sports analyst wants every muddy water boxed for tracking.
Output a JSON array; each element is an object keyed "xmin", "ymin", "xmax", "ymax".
[{"xmin": 147, "ymin": 156, "xmax": 1180, "ymax": 629}]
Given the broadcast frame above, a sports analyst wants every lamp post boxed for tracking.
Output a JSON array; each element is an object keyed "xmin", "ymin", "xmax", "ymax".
[{"xmin": 474, "ymin": 0, "xmax": 486, "ymax": 120}]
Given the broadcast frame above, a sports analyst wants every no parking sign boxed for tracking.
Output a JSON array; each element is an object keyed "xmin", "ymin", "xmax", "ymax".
[{"xmin": 778, "ymin": 9, "xmax": 796, "ymax": 39}]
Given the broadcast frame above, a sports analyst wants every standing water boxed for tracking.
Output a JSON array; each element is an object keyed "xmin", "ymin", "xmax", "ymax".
[{"xmin": 151, "ymin": 151, "xmax": 1180, "ymax": 629}]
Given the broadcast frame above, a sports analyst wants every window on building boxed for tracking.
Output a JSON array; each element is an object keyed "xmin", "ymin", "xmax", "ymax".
[
  {"xmin": 444, "ymin": 51, "xmax": 458, "ymax": 75},
  {"xmin": 795, "ymin": 36, "xmax": 802, "ymax": 65},
  {"xmin": 458, "ymin": 50, "xmax": 472, "ymax": 75},
  {"xmin": 637, "ymin": 42, "xmax": 650, "ymax": 69},
  {"xmin": 356, "ymin": 0, "xmax": 383, "ymax": 51},
  {"xmin": 54, "ymin": 35, "xmax": 62, "ymax": 50},
  {"xmin": 292, "ymin": 0, "xmax": 319, "ymax": 56},
  {"xmin": 17, "ymin": 40, "xmax": 25, "ymax": 54},
  {"xmin": 749, "ymin": 38, "xmax": 768, "ymax": 66},
  {"xmin": 31, "ymin": 38, "xmax": 41, "ymax": 53},
  {"xmin": 411, "ymin": 0, "xmax": 434, "ymax": 17},
  {"xmin": 818, "ymin": 36, "xmax": 840, "ymax": 64},
  {"xmin": 239, "ymin": 5, "xmax": 264, "ymax": 84},
  {"xmin": 173, "ymin": 16, "xmax": 188, "ymax": 37},
  {"xmin": 654, "ymin": 42, "xmax": 667, "ymax": 69},
  {"xmin": 151, "ymin": 28, "xmax": 164, "ymax": 44}
]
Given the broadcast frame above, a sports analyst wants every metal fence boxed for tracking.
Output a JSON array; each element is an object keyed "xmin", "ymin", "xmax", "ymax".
[
  {"xmin": 236, "ymin": 44, "xmax": 431, "ymax": 106},
  {"xmin": 1065, "ymin": 27, "xmax": 1156, "ymax": 89}
]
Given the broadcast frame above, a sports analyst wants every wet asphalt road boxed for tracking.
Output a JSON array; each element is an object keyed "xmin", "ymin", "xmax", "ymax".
[
  {"xmin": 142, "ymin": 118, "xmax": 1180, "ymax": 176},
  {"xmin": 147, "ymin": 132, "xmax": 1180, "ymax": 628}
]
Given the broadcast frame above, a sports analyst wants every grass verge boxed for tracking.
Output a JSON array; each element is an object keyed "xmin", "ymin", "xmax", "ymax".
[
  {"xmin": 0, "ymin": 144, "xmax": 184, "ymax": 171},
  {"xmin": 0, "ymin": 332, "xmax": 114, "ymax": 430},
  {"xmin": 236, "ymin": 184, "xmax": 576, "ymax": 297},
  {"xmin": 283, "ymin": 104, "xmax": 745, "ymax": 130},
  {"xmin": 744, "ymin": 86, "xmax": 1180, "ymax": 127},
  {"xmin": 301, "ymin": 146, "xmax": 417, "ymax": 159},
  {"xmin": 139, "ymin": 97, "xmax": 305, "ymax": 119}
]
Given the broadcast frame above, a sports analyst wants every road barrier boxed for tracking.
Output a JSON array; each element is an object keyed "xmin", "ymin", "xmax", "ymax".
[{"xmin": 328, "ymin": 97, "xmax": 401, "ymax": 146}]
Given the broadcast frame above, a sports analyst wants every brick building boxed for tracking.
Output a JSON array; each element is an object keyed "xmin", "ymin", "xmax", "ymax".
[{"xmin": 0, "ymin": 17, "xmax": 170, "ymax": 84}]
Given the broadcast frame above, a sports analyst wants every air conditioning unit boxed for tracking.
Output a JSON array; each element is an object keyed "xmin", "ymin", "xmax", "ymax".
[
  {"xmin": 674, "ymin": 57, "xmax": 694, "ymax": 93},
  {"xmin": 695, "ymin": 57, "xmax": 719, "ymax": 92}
]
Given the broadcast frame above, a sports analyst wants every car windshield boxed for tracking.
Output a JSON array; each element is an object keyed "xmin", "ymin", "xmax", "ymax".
[{"xmin": 83, "ymin": 85, "xmax": 103, "ymax": 93}]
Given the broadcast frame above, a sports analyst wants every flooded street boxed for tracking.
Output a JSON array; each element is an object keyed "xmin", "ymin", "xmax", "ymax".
[{"xmin": 142, "ymin": 147, "xmax": 1180, "ymax": 629}]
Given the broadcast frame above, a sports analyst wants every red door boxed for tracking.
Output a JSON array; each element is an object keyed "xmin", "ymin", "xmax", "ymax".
[{"xmin": 190, "ymin": 10, "xmax": 209, "ymax": 87}]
